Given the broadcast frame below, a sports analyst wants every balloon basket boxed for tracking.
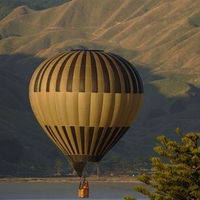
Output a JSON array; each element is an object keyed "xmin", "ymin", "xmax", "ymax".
[
  {"xmin": 78, "ymin": 177, "xmax": 89, "ymax": 198},
  {"xmin": 78, "ymin": 188, "xmax": 89, "ymax": 198}
]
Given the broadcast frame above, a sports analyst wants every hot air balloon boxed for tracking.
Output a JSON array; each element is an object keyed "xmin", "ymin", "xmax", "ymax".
[{"xmin": 29, "ymin": 50, "xmax": 143, "ymax": 180}]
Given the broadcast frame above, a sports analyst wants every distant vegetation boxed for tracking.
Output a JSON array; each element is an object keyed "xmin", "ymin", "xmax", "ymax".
[{"xmin": 0, "ymin": 154, "xmax": 151, "ymax": 178}]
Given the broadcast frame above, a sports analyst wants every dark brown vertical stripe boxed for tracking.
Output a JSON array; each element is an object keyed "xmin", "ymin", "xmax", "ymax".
[
  {"xmin": 56, "ymin": 52, "xmax": 74, "ymax": 92},
  {"xmin": 92, "ymin": 127, "xmax": 104, "ymax": 155},
  {"xmin": 96, "ymin": 52, "xmax": 110, "ymax": 93},
  {"xmin": 114, "ymin": 54, "xmax": 143, "ymax": 93},
  {"xmin": 98, "ymin": 127, "xmax": 120, "ymax": 155},
  {"xmin": 108, "ymin": 54, "xmax": 131, "ymax": 93},
  {"xmin": 79, "ymin": 52, "xmax": 86, "ymax": 92},
  {"xmin": 34, "ymin": 55, "xmax": 60, "ymax": 92},
  {"xmin": 70, "ymin": 126, "xmax": 80, "ymax": 154},
  {"xmin": 45, "ymin": 125, "xmax": 57, "ymax": 144},
  {"xmin": 67, "ymin": 52, "xmax": 81, "ymax": 92},
  {"xmin": 55, "ymin": 126, "xmax": 71, "ymax": 154},
  {"xmin": 102, "ymin": 52, "xmax": 121, "ymax": 93},
  {"xmin": 33, "ymin": 61, "xmax": 49, "ymax": 92},
  {"xmin": 132, "ymin": 68, "xmax": 143, "ymax": 93},
  {"xmin": 33, "ymin": 50, "xmax": 143, "ymax": 93},
  {"xmin": 62, "ymin": 126, "xmax": 75, "ymax": 154},
  {"xmin": 96, "ymin": 127, "xmax": 112, "ymax": 155},
  {"xmin": 46, "ymin": 54, "xmax": 68, "ymax": 92},
  {"xmin": 104, "ymin": 127, "xmax": 129, "ymax": 155},
  {"xmin": 80, "ymin": 126, "xmax": 85, "ymax": 154},
  {"xmin": 90, "ymin": 52, "xmax": 98, "ymax": 92},
  {"xmin": 87, "ymin": 127, "xmax": 94, "ymax": 154},
  {"xmin": 122, "ymin": 58, "xmax": 143, "ymax": 93},
  {"xmin": 119, "ymin": 57, "xmax": 139, "ymax": 93},
  {"xmin": 45, "ymin": 125, "xmax": 68, "ymax": 154}
]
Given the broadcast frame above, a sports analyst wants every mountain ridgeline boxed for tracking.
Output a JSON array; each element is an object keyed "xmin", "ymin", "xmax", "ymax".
[{"xmin": 0, "ymin": 0, "xmax": 200, "ymax": 176}]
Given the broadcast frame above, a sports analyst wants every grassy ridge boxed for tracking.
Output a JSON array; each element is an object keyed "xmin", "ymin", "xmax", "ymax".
[
  {"xmin": 0, "ymin": 0, "xmax": 200, "ymax": 175},
  {"xmin": 0, "ymin": 0, "xmax": 69, "ymax": 20}
]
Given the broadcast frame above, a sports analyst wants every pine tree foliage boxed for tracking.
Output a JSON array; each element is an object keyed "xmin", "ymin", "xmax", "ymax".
[{"xmin": 132, "ymin": 129, "xmax": 200, "ymax": 200}]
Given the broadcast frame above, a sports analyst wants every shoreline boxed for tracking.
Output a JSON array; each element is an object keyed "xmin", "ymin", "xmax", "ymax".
[{"xmin": 0, "ymin": 176, "xmax": 140, "ymax": 183}]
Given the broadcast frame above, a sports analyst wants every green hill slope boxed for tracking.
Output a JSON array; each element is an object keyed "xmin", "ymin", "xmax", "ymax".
[{"xmin": 0, "ymin": 0, "xmax": 200, "ymax": 176}]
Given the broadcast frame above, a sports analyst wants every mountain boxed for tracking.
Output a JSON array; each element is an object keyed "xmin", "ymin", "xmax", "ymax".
[{"xmin": 0, "ymin": 0, "xmax": 200, "ymax": 175}]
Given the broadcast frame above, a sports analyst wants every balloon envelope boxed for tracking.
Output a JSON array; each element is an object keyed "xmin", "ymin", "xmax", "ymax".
[{"xmin": 29, "ymin": 50, "xmax": 143, "ymax": 176}]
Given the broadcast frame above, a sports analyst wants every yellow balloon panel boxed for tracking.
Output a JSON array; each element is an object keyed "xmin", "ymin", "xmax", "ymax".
[
  {"xmin": 29, "ymin": 92, "xmax": 143, "ymax": 127},
  {"xmin": 89, "ymin": 93, "xmax": 103, "ymax": 126},
  {"xmin": 78, "ymin": 93, "xmax": 91, "ymax": 126}
]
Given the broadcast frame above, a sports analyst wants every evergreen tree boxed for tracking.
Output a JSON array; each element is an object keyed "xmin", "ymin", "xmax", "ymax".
[
  {"xmin": 128, "ymin": 128, "xmax": 200, "ymax": 200},
  {"xmin": 54, "ymin": 160, "xmax": 63, "ymax": 175}
]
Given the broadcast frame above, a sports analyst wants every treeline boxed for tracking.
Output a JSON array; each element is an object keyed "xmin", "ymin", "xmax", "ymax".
[{"xmin": 0, "ymin": 156, "xmax": 151, "ymax": 178}]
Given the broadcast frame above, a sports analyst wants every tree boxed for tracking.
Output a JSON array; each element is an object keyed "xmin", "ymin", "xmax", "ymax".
[
  {"xmin": 128, "ymin": 128, "xmax": 200, "ymax": 200},
  {"xmin": 54, "ymin": 160, "xmax": 63, "ymax": 175},
  {"xmin": 124, "ymin": 196, "xmax": 136, "ymax": 200}
]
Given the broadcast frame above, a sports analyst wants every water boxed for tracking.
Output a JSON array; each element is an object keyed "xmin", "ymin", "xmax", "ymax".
[{"xmin": 0, "ymin": 181, "xmax": 147, "ymax": 200}]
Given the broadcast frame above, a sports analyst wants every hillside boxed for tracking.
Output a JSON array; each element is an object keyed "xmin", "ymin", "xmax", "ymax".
[{"xmin": 0, "ymin": 0, "xmax": 200, "ymax": 175}]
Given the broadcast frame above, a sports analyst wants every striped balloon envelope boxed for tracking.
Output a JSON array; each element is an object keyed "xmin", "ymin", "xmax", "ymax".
[{"xmin": 29, "ymin": 50, "xmax": 143, "ymax": 177}]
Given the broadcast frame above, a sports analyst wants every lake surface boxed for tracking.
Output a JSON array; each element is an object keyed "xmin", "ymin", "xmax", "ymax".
[{"xmin": 0, "ymin": 181, "xmax": 147, "ymax": 200}]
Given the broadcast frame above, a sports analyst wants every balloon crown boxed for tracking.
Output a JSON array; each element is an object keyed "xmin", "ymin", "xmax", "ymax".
[{"xmin": 70, "ymin": 49, "xmax": 103, "ymax": 52}]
